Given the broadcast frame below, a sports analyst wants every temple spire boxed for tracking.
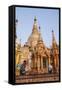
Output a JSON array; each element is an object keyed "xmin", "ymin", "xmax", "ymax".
[
  {"xmin": 27, "ymin": 17, "xmax": 40, "ymax": 47},
  {"xmin": 52, "ymin": 30, "xmax": 57, "ymax": 48},
  {"xmin": 32, "ymin": 16, "xmax": 38, "ymax": 32},
  {"xmin": 34, "ymin": 16, "xmax": 37, "ymax": 23},
  {"xmin": 38, "ymin": 26, "xmax": 43, "ymax": 42}
]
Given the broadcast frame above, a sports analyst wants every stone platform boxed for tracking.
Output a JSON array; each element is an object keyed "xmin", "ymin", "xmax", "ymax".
[{"xmin": 16, "ymin": 73, "xmax": 59, "ymax": 84}]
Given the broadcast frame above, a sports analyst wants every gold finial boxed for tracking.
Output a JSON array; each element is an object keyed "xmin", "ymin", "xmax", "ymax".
[
  {"xmin": 52, "ymin": 30, "xmax": 55, "ymax": 41},
  {"xmin": 34, "ymin": 16, "xmax": 37, "ymax": 22},
  {"xmin": 32, "ymin": 16, "xmax": 38, "ymax": 31},
  {"xmin": 38, "ymin": 26, "xmax": 43, "ymax": 42},
  {"xmin": 52, "ymin": 30, "xmax": 57, "ymax": 47}
]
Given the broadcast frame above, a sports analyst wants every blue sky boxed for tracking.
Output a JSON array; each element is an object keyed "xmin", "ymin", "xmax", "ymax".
[{"xmin": 16, "ymin": 7, "xmax": 59, "ymax": 47}]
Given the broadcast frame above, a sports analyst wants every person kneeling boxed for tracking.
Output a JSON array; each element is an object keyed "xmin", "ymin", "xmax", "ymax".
[{"xmin": 20, "ymin": 60, "xmax": 27, "ymax": 75}]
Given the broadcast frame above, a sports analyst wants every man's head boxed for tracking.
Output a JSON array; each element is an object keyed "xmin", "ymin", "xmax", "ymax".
[{"xmin": 23, "ymin": 60, "xmax": 27, "ymax": 66}]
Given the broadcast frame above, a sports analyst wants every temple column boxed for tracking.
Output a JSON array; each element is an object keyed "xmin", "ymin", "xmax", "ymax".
[
  {"xmin": 33, "ymin": 58, "xmax": 35, "ymax": 69},
  {"xmin": 55, "ymin": 54, "xmax": 59, "ymax": 73},
  {"xmin": 37, "ymin": 55, "xmax": 40, "ymax": 73},
  {"xmin": 53, "ymin": 49, "xmax": 59, "ymax": 73},
  {"xmin": 54, "ymin": 56, "xmax": 57, "ymax": 68},
  {"xmin": 16, "ymin": 53, "xmax": 21, "ymax": 76},
  {"xmin": 56, "ymin": 54, "xmax": 59, "ymax": 73},
  {"xmin": 52, "ymin": 54, "xmax": 57, "ymax": 73},
  {"xmin": 35, "ymin": 55, "xmax": 37, "ymax": 69},
  {"xmin": 54, "ymin": 58, "xmax": 57, "ymax": 72},
  {"xmin": 40, "ymin": 56, "xmax": 43, "ymax": 72},
  {"xmin": 16, "ymin": 53, "xmax": 19, "ymax": 65},
  {"xmin": 48, "ymin": 56, "xmax": 50, "ymax": 65},
  {"xmin": 31, "ymin": 56, "xmax": 34, "ymax": 70}
]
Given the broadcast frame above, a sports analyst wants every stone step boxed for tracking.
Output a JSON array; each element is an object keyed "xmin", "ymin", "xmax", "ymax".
[{"xmin": 16, "ymin": 73, "xmax": 59, "ymax": 80}]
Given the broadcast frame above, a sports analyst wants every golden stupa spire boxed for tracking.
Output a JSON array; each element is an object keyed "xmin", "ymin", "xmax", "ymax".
[
  {"xmin": 27, "ymin": 17, "xmax": 40, "ymax": 47},
  {"xmin": 38, "ymin": 26, "xmax": 43, "ymax": 42},
  {"xmin": 32, "ymin": 16, "xmax": 38, "ymax": 33},
  {"xmin": 34, "ymin": 16, "xmax": 37, "ymax": 23},
  {"xmin": 52, "ymin": 30, "xmax": 57, "ymax": 48}
]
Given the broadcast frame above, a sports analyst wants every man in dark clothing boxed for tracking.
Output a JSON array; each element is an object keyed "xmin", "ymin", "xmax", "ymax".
[{"xmin": 20, "ymin": 60, "xmax": 27, "ymax": 75}]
